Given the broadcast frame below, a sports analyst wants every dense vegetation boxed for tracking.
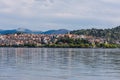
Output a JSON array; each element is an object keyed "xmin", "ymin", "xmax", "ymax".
[
  {"xmin": 70, "ymin": 26, "xmax": 120, "ymax": 41},
  {"xmin": 45, "ymin": 37, "xmax": 120, "ymax": 48}
]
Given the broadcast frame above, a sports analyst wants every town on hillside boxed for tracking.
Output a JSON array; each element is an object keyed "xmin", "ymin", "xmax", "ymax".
[{"xmin": 0, "ymin": 33, "xmax": 119, "ymax": 48}]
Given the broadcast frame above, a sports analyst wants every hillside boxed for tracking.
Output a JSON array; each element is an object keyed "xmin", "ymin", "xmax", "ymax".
[{"xmin": 70, "ymin": 26, "xmax": 120, "ymax": 41}]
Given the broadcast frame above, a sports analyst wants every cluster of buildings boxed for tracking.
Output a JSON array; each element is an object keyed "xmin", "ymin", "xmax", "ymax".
[{"xmin": 0, "ymin": 33, "xmax": 119, "ymax": 47}]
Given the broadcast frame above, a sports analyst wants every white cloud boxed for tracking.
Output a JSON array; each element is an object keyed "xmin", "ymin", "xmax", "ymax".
[{"xmin": 0, "ymin": 0, "xmax": 120, "ymax": 30}]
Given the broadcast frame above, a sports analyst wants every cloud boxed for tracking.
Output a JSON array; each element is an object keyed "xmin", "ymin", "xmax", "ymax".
[{"xmin": 0, "ymin": 0, "xmax": 120, "ymax": 30}]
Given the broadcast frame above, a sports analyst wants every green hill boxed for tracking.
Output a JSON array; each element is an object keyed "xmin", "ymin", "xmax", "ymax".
[{"xmin": 70, "ymin": 26, "xmax": 120, "ymax": 41}]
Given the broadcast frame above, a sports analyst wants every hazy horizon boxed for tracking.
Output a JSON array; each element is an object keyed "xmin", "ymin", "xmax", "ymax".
[
  {"xmin": 0, "ymin": 0, "xmax": 120, "ymax": 30},
  {"xmin": 0, "ymin": 26, "xmax": 118, "ymax": 31}
]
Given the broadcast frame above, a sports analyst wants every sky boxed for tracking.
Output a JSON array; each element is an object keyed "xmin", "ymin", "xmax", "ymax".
[{"xmin": 0, "ymin": 0, "xmax": 120, "ymax": 31}]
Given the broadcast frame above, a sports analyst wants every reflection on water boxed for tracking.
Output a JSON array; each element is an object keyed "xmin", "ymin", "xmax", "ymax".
[{"xmin": 0, "ymin": 48, "xmax": 120, "ymax": 80}]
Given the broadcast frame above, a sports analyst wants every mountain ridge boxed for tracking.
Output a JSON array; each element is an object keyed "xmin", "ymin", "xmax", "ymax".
[{"xmin": 0, "ymin": 28, "xmax": 70, "ymax": 34}]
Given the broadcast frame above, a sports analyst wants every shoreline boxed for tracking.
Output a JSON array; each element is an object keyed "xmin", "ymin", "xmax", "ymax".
[{"xmin": 0, "ymin": 46, "xmax": 119, "ymax": 49}]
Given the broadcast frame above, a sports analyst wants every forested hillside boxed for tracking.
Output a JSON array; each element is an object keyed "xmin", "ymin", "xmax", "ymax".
[{"xmin": 70, "ymin": 26, "xmax": 120, "ymax": 40}]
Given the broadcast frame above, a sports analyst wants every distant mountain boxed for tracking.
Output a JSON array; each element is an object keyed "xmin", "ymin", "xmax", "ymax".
[
  {"xmin": 43, "ymin": 29, "xmax": 69, "ymax": 34},
  {"xmin": 0, "ymin": 29, "xmax": 17, "ymax": 34},
  {"xmin": 0, "ymin": 28, "xmax": 32, "ymax": 34},
  {"xmin": 70, "ymin": 26, "xmax": 120, "ymax": 41},
  {"xmin": 0, "ymin": 28, "xmax": 69, "ymax": 34},
  {"xmin": 16, "ymin": 28, "xmax": 32, "ymax": 33}
]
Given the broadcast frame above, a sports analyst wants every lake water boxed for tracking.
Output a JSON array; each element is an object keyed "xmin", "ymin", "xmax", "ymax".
[{"xmin": 0, "ymin": 48, "xmax": 120, "ymax": 80}]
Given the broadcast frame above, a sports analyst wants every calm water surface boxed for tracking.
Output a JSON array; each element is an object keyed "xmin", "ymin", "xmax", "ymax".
[{"xmin": 0, "ymin": 48, "xmax": 120, "ymax": 80}]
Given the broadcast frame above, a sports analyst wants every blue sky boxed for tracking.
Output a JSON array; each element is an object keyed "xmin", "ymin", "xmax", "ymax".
[{"xmin": 0, "ymin": 0, "xmax": 120, "ymax": 31}]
